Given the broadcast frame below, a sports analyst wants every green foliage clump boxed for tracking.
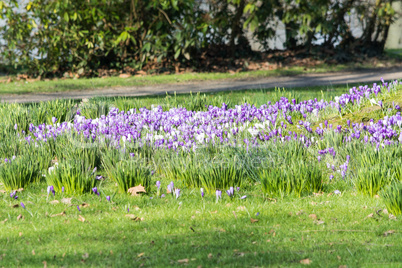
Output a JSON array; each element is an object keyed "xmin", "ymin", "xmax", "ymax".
[
  {"xmin": 380, "ymin": 181, "xmax": 402, "ymax": 216},
  {"xmin": 260, "ymin": 160, "xmax": 323, "ymax": 197},
  {"xmin": 0, "ymin": 155, "xmax": 41, "ymax": 191},
  {"xmin": 102, "ymin": 153, "xmax": 152, "ymax": 193},
  {"xmin": 45, "ymin": 160, "xmax": 98, "ymax": 194}
]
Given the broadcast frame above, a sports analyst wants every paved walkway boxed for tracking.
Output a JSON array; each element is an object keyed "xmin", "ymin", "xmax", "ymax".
[{"xmin": 2, "ymin": 67, "xmax": 402, "ymax": 103}]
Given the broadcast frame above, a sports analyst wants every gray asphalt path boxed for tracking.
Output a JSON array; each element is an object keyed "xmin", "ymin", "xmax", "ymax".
[{"xmin": 2, "ymin": 67, "xmax": 402, "ymax": 103}]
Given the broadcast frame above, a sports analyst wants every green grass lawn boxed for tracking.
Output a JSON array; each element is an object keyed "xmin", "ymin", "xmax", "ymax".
[
  {"xmin": 2, "ymin": 182, "xmax": 401, "ymax": 267},
  {"xmin": 1, "ymin": 80, "xmax": 402, "ymax": 267},
  {"xmin": 0, "ymin": 62, "xmax": 395, "ymax": 95}
]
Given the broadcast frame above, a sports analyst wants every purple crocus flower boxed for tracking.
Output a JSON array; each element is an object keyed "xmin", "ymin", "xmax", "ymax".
[
  {"xmin": 174, "ymin": 188, "xmax": 180, "ymax": 199},
  {"xmin": 317, "ymin": 156, "xmax": 321, "ymax": 162},
  {"xmin": 240, "ymin": 195, "xmax": 247, "ymax": 199},
  {"xmin": 151, "ymin": 170, "xmax": 155, "ymax": 176},
  {"xmin": 77, "ymin": 205, "xmax": 81, "ymax": 212},
  {"xmin": 21, "ymin": 202, "xmax": 25, "ymax": 209},
  {"xmin": 129, "ymin": 153, "xmax": 135, "ymax": 157},
  {"xmin": 329, "ymin": 174, "xmax": 334, "ymax": 181},
  {"xmin": 156, "ymin": 181, "xmax": 161, "ymax": 190},
  {"xmin": 334, "ymin": 190, "xmax": 341, "ymax": 195},
  {"xmin": 106, "ymin": 196, "xmax": 111, "ymax": 202},
  {"xmin": 14, "ymin": 124, "xmax": 18, "ymax": 130},
  {"xmin": 10, "ymin": 191, "xmax": 16, "ymax": 198},
  {"xmin": 92, "ymin": 187, "xmax": 100, "ymax": 196},
  {"xmin": 226, "ymin": 187, "xmax": 234, "ymax": 197},
  {"xmin": 200, "ymin": 188, "xmax": 204, "ymax": 198},
  {"xmin": 47, "ymin": 185, "xmax": 55, "ymax": 196},
  {"xmin": 62, "ymin": 187, "xmax": 65, "ymax": 193},
  {"xmin": 52, "ymin": 117, "xmax": 57, "ymax": 124},
  {"xmin": 256, "ymin": 212, "xmax": 260, "ymax": 216},
  {"xmin": 96, "ymin": 175, "xmax": 103, "ymax": 180},
  {"xmin": 216, "ymin": 190, "xmax": 222, "ymax": 200},
  {"xmin": 236, "ymin": 187, "xmax": 240, "ymax": 191},
  {"xmin": 91, "ymin": 167, "xmax": 97, "ymax": 174},
  {"xmin": 167, "ymin": 181, "xmax": 174, "ymax": 193},
  {"xmin": 161, "ymin": 194, "xmax": 165, "ymax": 198}
]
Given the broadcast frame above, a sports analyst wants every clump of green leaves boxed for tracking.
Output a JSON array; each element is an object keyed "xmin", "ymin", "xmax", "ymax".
[
  {"xmin": 102, "ymin": 154, "xmax": 152, "ymax": 193},
  {"xmin": 45, "ymin": 160, "xmax": 98, "ymax": 194},
  {"xmin": 0, "ymin": 155, "xmax": 41, "ymax": 191},
  {"xmin": 380, "ymin": 181, "xmax": 402, "ymax": 216},
  {"xmin": 260, "ymin": 160, "xmax": 323, "ymax": 197}
]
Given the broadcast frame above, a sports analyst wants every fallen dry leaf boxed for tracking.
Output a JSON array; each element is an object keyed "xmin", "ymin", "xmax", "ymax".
[
  {"xmin": 296, "ymin": 210, "xmax": 304, "ymax": 216},
  {"xmin": 61, "ymin": 198, "xmax": 72, "ymax": 205},
  {"xmin": 137, "ymin": 252, "xmax": 145, "ymax": 258},
  {"xmin": 177, "ymin": 259, "xmax": 189, "ymax": 263},
  {"xmin": 313, "ymin": 191, "xmax": 323, "ymax": 197},
  {"xmin": 366, "ymin": 213, "xmax": 374, "ymax": 218},
  {"xmin": 82, "ymin": 253, "xmax": 89, "ymax": 259},
  {"xmin": 237, "ymin": 206, "xmax": 246, "ymax": 211},
  {"xmin": 226, "ymin": 203, "xmax": 232, "ymax": 207},
  {"xmin": 250, "ymin": 218, "xmax": 259, "ymax": 223},
  {"xmin": 15, "ymin": 188, "xmax": 24, "ymax": 192},
  {"xmin": 208, "ymin": 253, "xmax": 213, "ymax": 259},
  {"xmin": 43, "ymin": 261, "xmax": 47, "ymax": 268},
  {"xmin": 128, "ymin": 185, "xmax": 146, "ymax": 196},
  {"xmin": 389, "ymin": 214, "xmax": 397, "ymax": 220},
  {"xmin": 32, "ymin": 250, "xmax": 35, "ymax": 255},
  {"xmin": 337, "ymin": 256, "xmax": 341, "ymax": 260},
  {"xmin": 17, "ymin": 214, "xmax": 24, "ymax": 221},
  {"xmin": 339, "ymin": 265, "xmax": 347, "ymax": 268},
  {"xmin": 300, "ymin": 258, "xmax": 312, "ymax": 265},
  {"xmin": 0, "ymin": 190, "xmax": 6, "ymax": 194},
  {"xmin": 315, "ymin": 220, "xmax": 325, "ymax": 225},
  {"xmin": 80, "ymin": 203, "xmax": 90, "ymax": 208},
  {"xmin": 78, "ymin": 215, "xmax": 85, "ymax": 222},
  {"xmin": 50, "ymin": 200, "xmax": 59, "ymax": 205},
  {"xmin": 309, "ymin": 214, "xmax": 317, "ymax": 220},
  {"xmin": 383, "ymin": 209, "xmax": 388, "ymax": 214},
  {"xmin": 311, "ymin": 201, "xmax": 317, "ymax": 206},
  {"xmin": 232, "ymin": 211, "xmax": 237, "ymax": 219},
  {"xmin": 12, "ymin": 204, "xmax": 19, "ymax": 208},
  {"xmin": 1, "ymin": 219, "xmax": 8, "ymax": 224},
  {"xmin": 19, "ymin": 232, "xmax": 23, "ymax": 237},
  {"xmin": 125, "ymin": 214, "xmax": 142, "ymax": 221},
  {"xmin": 384, "ymin": 230, "xmax": 396, "ymax": 236},
  {"xmin": 210, "ymin": 210, "xmax": 218, "ymax": 214},
  {"xmin": 51, "ymin": 211, "xmax": 66, "ymax": 217},
  {"xmin": 119, "ymin": 73, "xmax": 131, "ymax": 78}
]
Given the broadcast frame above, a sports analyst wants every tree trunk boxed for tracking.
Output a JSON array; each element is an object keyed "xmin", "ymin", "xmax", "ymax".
[{"xmin": 229, "ymin": 0, "xmax": 246, "ymax": 57}]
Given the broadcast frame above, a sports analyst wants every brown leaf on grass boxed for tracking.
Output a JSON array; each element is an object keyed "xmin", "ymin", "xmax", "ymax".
[
  {"xmin": 226, "ymin": 203, "xmax": 231, "ymax": 207},
  {"xmin": 0, "ymin": 190, "xmax": 6, "ymax": 194},
  {"xmin": 384, "ymin": 230, "xmax": 396, "ymax": 236},
  {"xmin": 82, "ymin": 253, "xmax": 89, "ymax": 259},
  {"xmin": 296, "ymin": 210, "xmax": 304, "ymax": 216},
  {"xmin": 210, "ymin": 210, "xmax": 218, "ymax": 214},
  {"xmin": 250, "ymin": 218, "xmax": 259, "ymax": 223},
  {"xmin": 315, "ymin": 220, "xmax": 325, "ymax": 225},
  {"xmin": 311, "ymin": 201, "xmax": 317, "ymax": 206},
  {"xmin": 366, "ymin": 213, "xmax": 374, "ymax": 218},
  {"xmin": 382, "ymin": 209, "xmax": 389, "ymax": 214},
  {"xmin": 43, "ymin": 261, "xmax": 47, "ymax": 268},
  {"xmin": 313, "ymin": 191, "xmax": 323, "ymax": 197},
  {"xmin": 177, "ymin": 259, "xmax": 189, "ymax": 264},
  {"xmin": 80, "ymin": 203, "xmax": 90, "ymax": 208},
  {"xmin": 15, "ymin": 188, "xmax": 24, "ymax": 192},
  {"xmin": 78, "ymin": 215, "xmax": 85, "ymax": 222},
  {"xmin": 234, "ymin": 252, "xmax": 245, "ymax": 257},
  {"xmin": 17, "ymin": 214, "xmax": 24, "ymax": 221},
  {"xmin": 337, "ymin": 256, "xmax": 341, "ymax": 260},
  {"xmin": 51, "ymin": 211, "xmax": 66, "ymax": 217},
  {"xmin": 219, "ymin": 228, "xmax": 226, "ymax": 232},
  {"xmin": 309, "ymin": 214, "xmax": 317, "ymax": 220},
  {"xmin": 1, "ymin": 219, "xmax": 8, "ymax": 224},
  {"xmin": 125, "ymin": 214, "xmax": 142, "ymax": 221},
  {"xmin": 232, "ymin": 211, "xmax": 237, "ymax": 219},
  {"xmin": 32, "ymin": 250, "xmax": 35, "ymax": 255},
  {"xmin": 389, "ymin": 214, "xmax": 397, "ymax": 220},
  {"xmin": 119, "ymin": 73, "xmax": 131, "ymax": 78},
  {"xmin": 61, "ymin": 198, "xmax": 72, "ymax": 205},
  {"xmin": 50, "ymin": 200, "xmax": 59, "ymax": 205},
  {"xmin": 207, "ymin": 253, "xmax": 213, "ymax": 259},
  {"xmin": 137, "ymin": 252, "xmax": 145, "ymax": 258},
  {"xmin": 339, "ymin": 265, "xmax": 347, "ymax": 268},
  {"xmin": 127, "ymin": 185, "xmax": 146, "ymax": 196},
  {"xmin": 19, "ymin": 232, "xmax": 23, "ymax": 237},
  {"xmin": 237, "ymin": 206, "xmax": 246, "ymax": 211},
  {"xmin": 300, "ymin": 258, "xmax": 312, "ymax": 265},
  {"xmin": 12, "ymin": 204, "xmax": 19, "ymax": 208}
]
